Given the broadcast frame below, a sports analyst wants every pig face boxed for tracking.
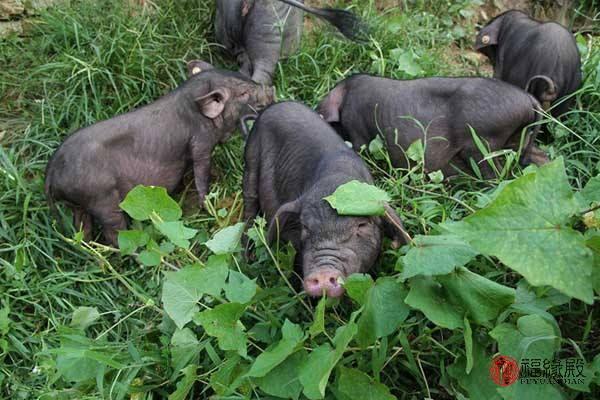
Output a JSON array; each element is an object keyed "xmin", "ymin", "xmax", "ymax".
[
  {"xmin": 186, "ymin": 60, "xmax": 275, "ymax": 141},
  {"xmin": 299, "ymin": 204, "xmax": 383, "ymax": 298},
  {"xmin": 267, "ymin": 195, "xmax": 408, "ymax": 298}
]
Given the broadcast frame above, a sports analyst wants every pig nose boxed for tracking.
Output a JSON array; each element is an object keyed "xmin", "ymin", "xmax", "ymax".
[{"xmin": 303, "ymin": 269, "xmax": 345, "ymax": 298}]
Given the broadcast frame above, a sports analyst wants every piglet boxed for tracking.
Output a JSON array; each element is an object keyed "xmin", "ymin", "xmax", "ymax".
[
  {"xmin": 475, "ymin": 10, "xmax": 581, "ymax": 117},
  {"xmin": 45, "ymin": 61, "xmax": 274, "ymax": 245},
  {"xmin": 243, "ymin": 101, "xmax": 410, "ymax": 298}
]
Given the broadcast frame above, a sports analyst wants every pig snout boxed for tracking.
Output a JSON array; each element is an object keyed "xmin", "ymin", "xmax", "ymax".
[
  {"xmin": 261, "ymin": 85, "xmax": 276, "ymax": 105},
  {"xmin": 303, "ymin": 268, "xmax": 345, "ymax": 298}
]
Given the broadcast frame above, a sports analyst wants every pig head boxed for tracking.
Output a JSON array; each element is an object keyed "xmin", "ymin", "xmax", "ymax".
[
  {"xmin": 475, "ymin": 10, "xmax": 581, "ymax": 118},
  {"xmin": 45, "ymin": 61, "xmax": 274, "ymax": 245}
]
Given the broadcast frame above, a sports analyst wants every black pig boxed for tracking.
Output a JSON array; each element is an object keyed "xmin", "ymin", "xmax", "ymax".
[
  {"xmin": 45, "ymin": 61, "xmax": 274, "ymax": 245},
  {"xmin": 243, "ymin": 101, "xmax": 410, "ymax": 298},
  {"xmin": 317, "ymin": 74, "xmax": 548, "ymax": 178},
  {"xmin": 215, "ymin": 0, "xmax": 366, "ymax": 85},
  {"xmin": 475, "ymin": 10, "xmax": 581, "ymax": 117}
]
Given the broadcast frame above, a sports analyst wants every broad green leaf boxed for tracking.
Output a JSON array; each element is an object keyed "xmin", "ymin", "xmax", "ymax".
[
  {"xmin": 344, "ymin": 274, "xmax": 374, "ymax": 305},
  {"xmin": 355, "ymin": 277, "xmax": 409, "ymax": 347},
  {"xmin": 210, "ymin": 355, "xmax": 249, "ymax": 396},
  {"xmin": 511, "ymin": 280, "xmax": 570, "ymax": 316},
  {"xmin": 581, "ymin": 174, "xmax": 600, "ymax": 204},
  {"xmin": 120, "ymin": 185, "xmax": 181, "ymax": 221},
  {"xmin": 170, "ymin": 328, "xmax": 200, "ymax": 373},
  {"xmin": 194, "ymin": 302, "xmax": 247, "ymax": 357},
  {"xmin": 256, "ymin": 350, "xmax": 306, "ymax": 400},
  {"xmin": 118, "ymin": 230, "xmax": 149, "ymax": 255},
  {"xmin": 138, "ymin": 248, "xmax": 162, "ymax": 266},
  {"xmin": 70, "ymin": 307, "xmax": 100, "ymax": 330},
  {"xmin": 390, "ymin": 49, "xmax": 422, "ymax": 76},
  {"xmin": 463, "ymin": 316, "xmax": 473, "ymax": 374},
  {"xmin": 490, "ymin": 314, "xmax": 562, "ymax": 400},
  {"xmin": 586, "ymin": 234, "xmax": 600, "ymax": 295},
  {"xmin": 400, "ymin": 234, "xmax": 478, "ymax": 280},
  {"xmin": 154, "ymin": 220, "xmax": 197, "ymax": 249},
  {"xmin": 445, "ymin": 159, "xmax": 593, "ymax": 303},
  {"xmin": 299, "ymin": 315, "xmax": 358, "ymax": 399},
  {"xmin": 53, "ymin": 329, "xmax": 125, "ymax": 383},
  {"xmin": 168, "ymin": 365, "xmax": 197, "ymax": 400},
  {"xmin": 448, "ymin": 339, "xmax": 502, "ymax": 400},
  {"xmin": 224, "ymin": 270, "xmax": 258, "ymax": 304},
  {"xmin": 405, "ymin": 268, "xmax": 515, "ymax": 329},
  {"xmin": 246, "ymin": 320, "xmax": 304, "ymax": 378},
  {"xmin": 309, "ymin": 297, "xmax": 326, "ymax": 338},
  {"xmin": 161, "ymin": 256, "xmax": 229, "ymax": 328},
  {"xmin": 324, "ymin": 180, "xmax": 390, "ymax": 216},
  {"xmin": 406, "ymin": 139, "xmax": 424, "ymax": 162},
  {"xmin": 205, "ymin": 222, "xmax": 245, "ymax": 254},
  {"xmin": 337, "ymin": 367, "xmax": 396, "ymax": 400}
]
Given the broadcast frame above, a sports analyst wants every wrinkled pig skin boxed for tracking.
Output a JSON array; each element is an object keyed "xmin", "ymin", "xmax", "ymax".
[
  {"xmin": 475, "ymin": 10, "xmax": 581, "ymax": 117},
  {"xmin": 215, "ymin": 0, "xmax": 303, "ymax": 85},
  {"xmin": 45, "ymin": 61, "xmax": 274, "ymax": 245},
  {"xmin": 243, "ymin": 101, "xmax": 410, "ymax": 298},
  {"xmin": 317, "ymin": 74, "xmax": 548, "ymax": 178}
]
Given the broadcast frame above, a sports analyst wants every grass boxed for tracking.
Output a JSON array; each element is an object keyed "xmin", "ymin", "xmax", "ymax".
[{"xmin": 0, "ymin": 0, "xmax": 599, "ymax": 399}]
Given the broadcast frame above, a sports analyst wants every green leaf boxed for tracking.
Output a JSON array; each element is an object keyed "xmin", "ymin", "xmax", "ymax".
[
  {"xmin": 355, "ymin": 277, "xmax": 409, "ymax": 347},
  {"xmin": 53, "ymin": 329, "xmax": 125, "ymax": 383},
  {"xmin": 390, "ymin": 49, "xmax": 422, "ymax": 76},
  {"xmin": 399, "ymin": 234, "xmax": 478, "ymax": 280},
  {"xmin": 448, "ymin": 339, "xmax": 502, "ymax": 400},
  {"xmin": 210, "ymin": 355, "xmax": 249, "ymax": 396},
  {"xmin": 118, "ymin": 229, "xmax": 149, "ymax": 255},
  {"xmin": 299, "ymin": 315, "xmax": 358, "ymax": 399},
  {"xmin": 344, "ymin": 274, "xmax": 374, "ymax": 305},
  {"xmin": 337, "ymin": 367, "xmax": 396, "ymax": 400},
  {"xmin": 445, "ymin": 159, "xmax": 594, "ymax": 303},
  {"xmin": 154, "ymin": 220, "xmax": 197, "ymax": 249},
  {"xmin": 224, "ymin": 270, "xmax": 258, "ymax": 304},
  {"xmin": 119, "ymin": 185, "xmax": 181, "ymax": 222},
  {"xmin": 309, "ymin": 297, "xmax": 326, "ymax": 338},
  {"xmin": 581, "ymin": 174, "xmax": 600, "ymax": 204},
  {"xmin": 406, "ymin": 139, "xmax": 424, "ymax": 162},
  {"xmin": 168, "ymin": 365, "xmax": 197, "ymax": 400},
  {"xmin": 490, "ymin": 314, "xmax": 562, "ymax": 400},
  {"xmin": 405, "ymin": 267, "xmax": 515, "ymax": 329},
  {"xmin": 161, "ymin": 256, "xmax": 229, "ymax": 328},
  {"xmin": 194, "ymin": 302, "xmax": 247, "ymax": 357},
  {"xmin": 138, "ymin": 248, "xmax": 162, "ymax": 266},
  {"xmin": 247, "ymin": 320, "xmax": 304, "ymax": 378},
  {"xmin": 463, "ymin": 316, "xmax": 473, "ymax": 374},
  {"xmin": 324, "ymin": 180, "xmax": 390, "ymax": 216},
  {"xmin": 205, "ymin": 222, "xmax": 245, "ymax": 254},
  {"xmin": 70, "ymin": 307, "xmax": 100, "ymax": 331},
  {"xmin": 170, "ymin": 328, "xmax": 200, "ymax": 373},
  {"xmin": 256, "ymin": 350, "xmax": 307, "ymax": 400}
]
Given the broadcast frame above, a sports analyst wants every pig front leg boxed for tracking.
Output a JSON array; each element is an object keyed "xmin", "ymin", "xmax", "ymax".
[
  {"xmin": 89, "ymin": 190, "xmax": 128, "ymax": 246},
  {"xmin": 190, "ymin": 140, "xmax": 213, "ymax": 208}
]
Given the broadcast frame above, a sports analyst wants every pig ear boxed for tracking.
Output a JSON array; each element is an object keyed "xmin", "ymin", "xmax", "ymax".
[
  {"xmin": 475, "ymin": 15, "xmax": 504, "ymax": 50},
  {"xmin": 187, "ymin": 60, "xmax": 215, "ymax": 77},
  {"xmin": 196, "ymin": 89, "xmax": 231, "ymax": 119},
  {"xmin": 267, "ymin": 200, "xmax": 301, "ymax": 245},
  {"xmin": 381, "ymin": 203, "xmax": 412, "ymax": 248},
  {"xmin": 317, "ymin": 84, "xmax": 346, "ymax": 123}
]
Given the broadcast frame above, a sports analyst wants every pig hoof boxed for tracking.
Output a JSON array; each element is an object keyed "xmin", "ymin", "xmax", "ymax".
[{"xmin": 304, "ymin": 269, "xmax": 345, "ymax": 298}]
